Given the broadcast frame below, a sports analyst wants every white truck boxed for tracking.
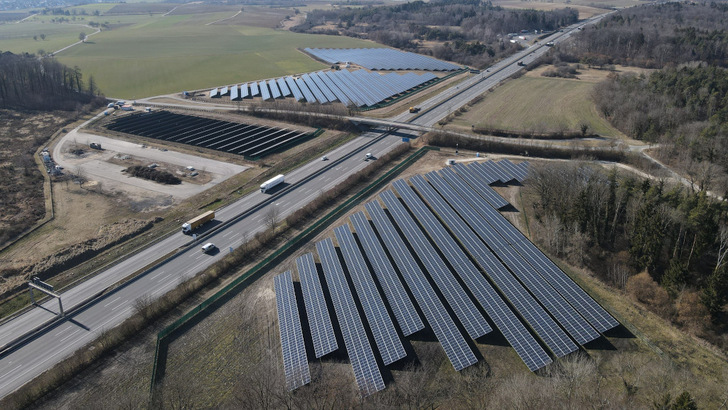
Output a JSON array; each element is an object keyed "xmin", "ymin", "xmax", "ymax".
[
  {"xmin": 260, "ymin": 174, "xmax": 285, "ymax": 193},
  {"xmin": 182, "ymin": 210, "xmax": 215, "ymax": 234}
]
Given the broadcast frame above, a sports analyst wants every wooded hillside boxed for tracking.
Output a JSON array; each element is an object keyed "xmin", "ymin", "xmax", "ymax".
[
  {"xmin": 293, "ymin": 0, "xmax": 578, "ymax": 68},
  {"xmin": 0, "ymin": 51, "xmax": 102, "ymax": 111}
]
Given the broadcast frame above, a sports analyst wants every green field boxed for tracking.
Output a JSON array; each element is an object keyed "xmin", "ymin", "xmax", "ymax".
[
  {"xmin": 450, "ymin": 72, "xmax": 623, "ymax": 138},
  {"xmin": 1, "ymin": 5, "xmax": 380, "ymax": 99}
]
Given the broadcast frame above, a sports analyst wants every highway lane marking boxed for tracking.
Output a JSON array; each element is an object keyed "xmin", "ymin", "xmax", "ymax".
[
  {"xmin": 103, "ymin": 296, "xmax": 121, "ymax": 308},
  {"xmin": 59, "ymin": 329, "xmax": 80, "ymax": 343},
  {"xmin": 0, "ymin": 365, "xmax": 22, "ymax": 380},
  {"xmin": 230, "ymin": 232, "xmax": 241, "ymax": 238},
  {"xmin": 148, "ymin": 270, "xmax": 167, "ymax": 281},
  {"xmin": 111, "ymin": 301, "xmax": 128, "ymax": 311}
]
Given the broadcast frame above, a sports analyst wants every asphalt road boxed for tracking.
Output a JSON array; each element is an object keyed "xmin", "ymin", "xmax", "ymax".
[{"xmin": 0, "ymin": 12, "xmax": 611, "ymax": 399}]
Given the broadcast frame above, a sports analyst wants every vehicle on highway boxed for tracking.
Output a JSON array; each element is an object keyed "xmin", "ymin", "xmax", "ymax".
[
  {"xmin": 365, "ymin": 152, "xmax": 374, "ymax": 160},
  {"xmin": 182, "ymin": 210, "xmax": 215, "ymax": 234},
  {"xmin": 321, "ymin": 155, "xmax": 328, "ymax": 161},
  {"xmin": 409, "ymin": 106, "xmax": 421, "ymax": 113},
  {"xmin": 201, "ymin": 243, "xmax": 216, "ymax": 253},
  {"xmin": 260, "ymin": 174, "xmax": 285, "ymax": 193}
]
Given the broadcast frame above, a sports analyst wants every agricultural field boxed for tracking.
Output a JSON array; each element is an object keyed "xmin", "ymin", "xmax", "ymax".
[
  {"xmin": 491, "ymin": 0, "xmax": 608, "ymax": 19},
  {"xmin": 1, "ymin": 4, "xmax": 379, "ymax": 99},
  {"xmin": 447, "ymin": 66, "xmax": 628, "ymax": 138}
]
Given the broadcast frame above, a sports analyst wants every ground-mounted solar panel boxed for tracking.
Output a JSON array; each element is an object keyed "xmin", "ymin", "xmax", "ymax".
[
  {"xmin": 334, "ymin": 224, "xmax": 406, "ymax": 366},
  {"xmin": 260, "ymin": 81, "xmax": 272, "ymax": 101},
  {"xmin": 220, "ymin": 86, "xmax": 229, "ymax": 96},
  {"xmin": 514, "ymin": 160, "xmax": 530, "ymax": 182},
  {"xmin": 420, "ymin": 172, "xmax": 599, "ymax": 348},
  {"xmin": 302, "ymin": 73, "xmax": 329, "ymax": 103},
  {"xmin": 481, "ymin": 160, "xmax": 510, "ymax": 184},
  {"xmin": 450, "ymin": 164, "xmax": 509, "ymax": 209},
  {"xmin": 379, "ymin": 190, "xmax": 490, "ymax": 340},
  {"xmin": 491, "ymin": 160, "xmax": 517, "ymax": 184},
  {"xmin": 210, "ymin": 88, "xmax": 219, "ymax": 98},
  {"xmin": 274, "ymin": 271, "xmax": 311, "ymax": 391},
  {"xmin": 310, "ymin": 71, "xmax": 338, "ymax": 102},
  {"xmin": 240, "ymin": 83, "xmax": 250, "ymax": 99},
  {"xmin": 468, "ymin": 161, "xmax": 500, "ymax": 185},
  {"xmin": 437, "ymin": 167, "xmax": 619, "ymax": 333},
  {"xmin": 295, "ymin": 77, "xmax": 317, "ymax": 103},
  {"xmin": 316, "ymin": 71, "xmax": 352, "ymax": 106},
  {"xmin": 406, "ymin": 176, "xmax": 554, "ymax": 370},
  {"xmin": 305, "ymin": 48, "xmax": 461, "ymax": 71},
  {"xmin": 365, "ymin": 201, "xmax": 478, "ymax": 371},
  {"xmin": 269, "ymin": 80, "xmax": 282, "ymax": 99},
  {"xmin": 350, "ymin": 212, "xmax": 424, "ymax": 337},
  {"xmin": 230, "ymin": 85, "xmax": 240, "ymax": 101},
  {"xmin": 250, "ymin": 81, "xmax": 260, "ymax": 97},
  {"xmin": 285, "ymin": 76, "xmax": 305, "ymax": 101},
  {"xmin": 315, "ymin": 238, "xmax": 385, "ymax": 397},
  {"xmin": 296, "ymin": 253, "xmax": 338, "ymax": 358},
  {"xmin": 496, "ymin": 159, "xmax": 523, "ymax": 183},
  {"xmin": 277, "ymin": 77, "xmax": 292, "ymax": 97}
]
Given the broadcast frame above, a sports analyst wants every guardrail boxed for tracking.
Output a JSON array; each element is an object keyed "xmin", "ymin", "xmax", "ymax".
[{"xmin": 149, "ymin": 145, "xmax": 439, "ymax": 392}]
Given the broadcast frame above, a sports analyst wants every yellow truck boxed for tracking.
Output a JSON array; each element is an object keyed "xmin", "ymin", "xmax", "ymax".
[{"xmin": 182, "ymin": 210, "xmax": 215, "ymax": 234}]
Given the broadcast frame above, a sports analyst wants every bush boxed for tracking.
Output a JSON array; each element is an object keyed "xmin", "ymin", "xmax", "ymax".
[{"xmin": 125, "ymin": 166, "xmax": 181, "ymax": 185}]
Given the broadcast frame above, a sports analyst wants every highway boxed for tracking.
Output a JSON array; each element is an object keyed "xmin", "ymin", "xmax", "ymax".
[{"xmin": 0, "ymin": 12, "xmax": 610, "ymax": 399}]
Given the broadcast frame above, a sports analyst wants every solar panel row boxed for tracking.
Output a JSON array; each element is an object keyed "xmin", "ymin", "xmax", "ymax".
[
  {"xmin": 437, "ymin": 168, "xmax": 619, "ymax": 333},
  {"xmin": 365, "ymin": 201, "xmax": 478, "ymax": 371},
  {"xmin": 250, "ymin": 81, "xmax": 260, "ymax": 97},
  {"xmin": 305, "ymin": 48, "xmax": 461, "ymax": 71},
  {"xmin": 106, "ymin": 111, "xmax": 309, "ymax": 158},
  {"xmin": 316, "ymin": 238, "xmax": 386, "ymax": 397},
  {"xmin": 334, "ymin": 225, "xmax": 406, "ymax": 366},
  {"xmin": 379, "ymin": 190, "xmax": 491, "ymax": 340},
  {"xmin": 349, "ymin": 212, "xmax": 424, "ymax": 337},
  {"xmin": 274, "ymin": 271, "xmax": 311, "ymax": 391},
  {"xmin": 296, "ymin": 253, "xmax": 338, "ymax": 358},
  {"xmin": 450, "ymin": 164, "xmax": 509, "ymax": 209},
  {"xmin": 230, "ymin": 85, "xmax": 239, "ymax": 101},
  {"xmin": 405, "ymin": 176, "xmax": 553, "ymax": 370}
]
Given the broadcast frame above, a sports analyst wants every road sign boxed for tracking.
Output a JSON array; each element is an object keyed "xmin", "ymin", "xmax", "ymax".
[{"xmin": 402, "ymin": 137, "xmax": 410, "ymax": 142}]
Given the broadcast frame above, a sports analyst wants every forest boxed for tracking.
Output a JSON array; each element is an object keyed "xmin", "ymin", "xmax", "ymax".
[
  {"xmin": 0, "ymin": 51, "xmax": 102, "ymax": 111},
  {"xmin": 292, "ymin": 0, "xmax": 578, "ymax": 68},
  {"xmin": 526, "ymin": 162, "xmax": 728, "ymax": 349}
]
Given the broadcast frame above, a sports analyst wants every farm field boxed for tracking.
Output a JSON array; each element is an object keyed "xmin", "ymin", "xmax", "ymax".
[
  {"xmin": 0, "ymin": 22, "xmax": 87, "ymax": 54},
  {"xmin": 491, "ymin": 0, "xmax": 608, "ymax": 19},
  {"xmin": 447, "ymin": 66, "xmax": 625, "ymax": 138}
]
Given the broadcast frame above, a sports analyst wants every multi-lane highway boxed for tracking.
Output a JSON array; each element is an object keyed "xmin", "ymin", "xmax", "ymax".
[{"xmin": 0, "ymin": 12, "xmax": 609, "ymax": 399}]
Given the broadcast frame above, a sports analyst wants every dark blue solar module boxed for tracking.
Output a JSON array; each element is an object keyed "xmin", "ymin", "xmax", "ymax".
[
  {"xmin": 481, "ymin": 160, "xmax": 510, "ymax": 184},
  {"xmin": 316, "ymin": 238, "xmax": 385, "ymax": 397},
  {"xmin": 274, "ymin": 271, "xmax": 311, "ymax": 391},
  {"xmin": 468, "ymin": 161, "xmax": 499, "ymax": 185},
  {"xmin": 334, "ymin": 224, "xmax": 406, "ymax": 366},
  {"xmin": 436, "ymin": 168, "xmax": 619, "ymax": 333},
  {"xmin": 405, "ymin": 175, "xmax": 554, "ymax": 370},
  {"xmin": 365, "ymin": 201, "xmax": 477, "ymax": 371},
  {"xmin": 514, "ymin": 160, "xmax": 530, "ymax": 181},
  {"xmin": 269, "ymin": 80, "xmax": 282, "ymax": 99},
  {"xmin": 305, "ymin": 48, "xmax": 460, "ymax": 71},
  {"xmin": 449, "ymin": 164, "xmax": 509, "ymax": 209},
  {"xmin": 421, "ymin": 172, "xmax": 599, "ymax": 348},
  {"xmin": 295, "ymin": 77, "xmax": 317, "ymax": 103},
  {"xmin": 496, "ymin": 159, "xmax": 524, "ymax": 183},
  {"xmin": 379, "ymin": 190, "xmax": 490, "ymax": 340},
  {"xmin": 310, "ymin": 72, "xmax": 338, "ymax": 102},
  {"xmin": 350, "ymin": 212, "xmax": 424, "ymax": 337},
  {"xmin": 302, "ymin": 73, "xmax": 329, "ymax": 103},
  {"xmin": 296, "ymin": 253, "xmax": 338, "ymax": 358}
]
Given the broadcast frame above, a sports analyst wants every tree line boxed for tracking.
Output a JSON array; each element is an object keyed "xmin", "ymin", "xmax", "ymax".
[
  {"xmin": 0, "ymin": 51, "xmax": 103, "ymax": 111},
  {"xmin": 526, "ymin": 163, "xmax": 727, "ymax": 347},
  {"xmin": 292, "ymin": 0, "xmax": 578, "ymax": 68}
]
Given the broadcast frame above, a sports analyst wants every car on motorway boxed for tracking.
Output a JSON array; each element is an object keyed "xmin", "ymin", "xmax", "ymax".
[
  {"xmin": 321, "ymin": 155, "xmax": 328, "ymax": 161},
  {"xmin": 365, "ymin": 152, "xmax": 374, "ymax": 160},
  {"xmin": 201, "ymin": 243, "xmax": 216, "ymax": 253}
]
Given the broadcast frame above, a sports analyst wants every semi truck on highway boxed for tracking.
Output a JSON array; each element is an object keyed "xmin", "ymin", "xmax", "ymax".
[
  {"xmin": 260, "ymin": 174, "xmax": 285, "ymax": 193},
  {"xmin": 182, "ymin": 210, "xmax": 215, "ymax": 234}
]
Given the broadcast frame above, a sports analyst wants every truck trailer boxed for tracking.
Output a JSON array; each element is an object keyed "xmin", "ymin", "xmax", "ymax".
[
  {"xmin": 260, "ymin": 174, "xmax": 285, "ymax": 193},
  {"xmin": 182, "ymin": 210, "xmax": 215, "ymax": 234}
]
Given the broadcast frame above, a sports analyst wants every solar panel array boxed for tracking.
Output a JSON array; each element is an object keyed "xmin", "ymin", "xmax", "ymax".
[
  {"xmin": 296, "ymin": 253, "xmax": 338, "ymax": 358},
  {"xmin": 349, "ymin": 212, "xmax": 424, "ymax": 337},
  {"xmin": 316, "ymin": 238, "xmax": 385, "ymax": 397},
  {"xmin": 106, "ymin": 111, "xmax": 310, "ymax": 158},
  {"xmin": 209, "ymin": 68, "xmax": 436, "ymax": 107},
  {"xmin": 274, "ymin": 271, "xmax": 311, "ymax": 391},
  {"xmin": 334, "ymin": 224, "xmax": 405, "ymax": 366},
  {"xmin": 305, "ymin": 48, "xmax": 461, "ymax": 71},
  {"xmin": 450, "ymin": 164, "xmax": 509, "ymax": 209},
  {"xmin": 272, "ymin": 163, "xmax": 619, "ymax": 393}
]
